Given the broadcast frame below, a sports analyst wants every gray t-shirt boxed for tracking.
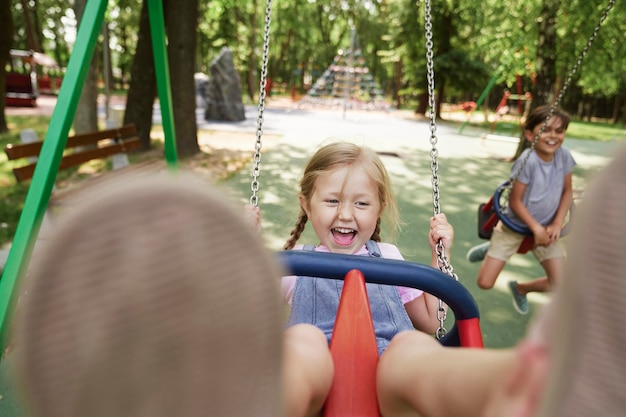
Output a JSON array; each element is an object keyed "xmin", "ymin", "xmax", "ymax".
[{"xmin": 505, "ymin": 147, "xmax": 576, "ymax": 228}]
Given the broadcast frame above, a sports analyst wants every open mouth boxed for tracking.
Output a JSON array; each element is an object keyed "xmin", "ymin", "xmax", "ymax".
[{"xmin": 332, "ymin": 227, "xmax": 356, "ymax": 246}]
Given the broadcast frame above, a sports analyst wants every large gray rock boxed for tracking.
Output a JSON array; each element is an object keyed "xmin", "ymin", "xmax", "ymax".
[
  {"xmin": 204, "ymin": 48, "xmax": 246, "ymax": 121},
  {"xmin": 195, "ymin": 72, "xmax": 209, "ymax": 109}
]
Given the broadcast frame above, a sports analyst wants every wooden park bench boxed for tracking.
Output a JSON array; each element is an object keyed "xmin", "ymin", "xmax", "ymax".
[
  {"xmin": 3, "ymin": 124, "xmax": 167, "ymax": 238},
  {"xmin": 2, "ymin": 124, "xmax": 167, "ymax": 216},
  {"xmin": 4, "ymin": 124, "xmax": 142, "ymax": 183}
]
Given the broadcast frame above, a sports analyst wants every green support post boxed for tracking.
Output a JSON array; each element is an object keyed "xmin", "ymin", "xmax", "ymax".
[
  {"xmin": 458, "ymin": 73, "xmax": 499, "ymax": 135},
  {"xmin": 0, "ymin": 0, "xmax": 109, "ymax": 352},
  {"xmin": 0, "ymin": 0, "xmax": 179, "ymax": 355},
  {"xmin": 148, "ymin": 0, "xmax": 178, "ymax": 170}
]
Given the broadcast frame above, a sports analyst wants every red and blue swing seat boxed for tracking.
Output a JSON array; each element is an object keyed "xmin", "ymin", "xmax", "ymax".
[
  {"xmin": 278, "ymin": 251, "xmax": 484, "ymax": 417},
  {"xmin": 480, "ymin": 181, "xmax": 573, "ymax": 254}
]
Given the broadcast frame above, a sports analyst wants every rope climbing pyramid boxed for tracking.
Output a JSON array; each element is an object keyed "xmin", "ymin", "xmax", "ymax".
[{"xmin": 296, "ymin": 48, "xmax": 389, "ymax": 111}]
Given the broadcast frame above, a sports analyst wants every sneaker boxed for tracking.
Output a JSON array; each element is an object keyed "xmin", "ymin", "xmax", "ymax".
[
  {"xmin": 466, "ymin": 242, "xmax": 490, "ymax": 263},
  {"xmin": 508, "ymin": 281, "xmax": 529, "ymax": 315}
]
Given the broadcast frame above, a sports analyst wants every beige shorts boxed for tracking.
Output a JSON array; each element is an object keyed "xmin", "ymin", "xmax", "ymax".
[{"xmin": 487, "ymin": 222, "xmax": 565, "ymax": 263}]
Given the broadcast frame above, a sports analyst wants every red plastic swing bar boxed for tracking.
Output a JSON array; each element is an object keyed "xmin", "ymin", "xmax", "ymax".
[
  {"xmin": 323, "ymin": 269, "xmax": 483, "ymax": 417},
  {"xmin": 323, "ymin": 270, "xmax": 379, "ymax": 417}
]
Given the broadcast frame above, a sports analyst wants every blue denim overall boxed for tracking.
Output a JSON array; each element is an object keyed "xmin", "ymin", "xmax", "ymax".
[{"xmin": 286, "ymin": 241, "xmax": 415, "ymax": 355}]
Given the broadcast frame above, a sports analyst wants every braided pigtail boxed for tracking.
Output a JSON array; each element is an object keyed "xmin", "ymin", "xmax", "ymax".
[
  {"xmin": 369, "ymin": 218, "xmax": 382, "ymax": 242},
  {"xmin": 283, "ymin": 210, "xmax": 308, "ymax": 250}
]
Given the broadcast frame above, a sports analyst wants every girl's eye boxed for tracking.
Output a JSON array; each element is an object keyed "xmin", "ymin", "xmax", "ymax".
[
  {"xmin": 326, "ymin": 199, "xmax": 339, "ymax": 204},
  {"xmin": 355, "ymin": 201, "xmax": 370, "ymax": 207},
  {"xmin": 542, "ymin": 127, "xmax": 565, "ymax": 135}
]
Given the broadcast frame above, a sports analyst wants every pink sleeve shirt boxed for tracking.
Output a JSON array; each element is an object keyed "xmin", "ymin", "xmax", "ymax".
[{"xmin": 281, "ymin": 243, "xmax": 424, "ymax": 305}]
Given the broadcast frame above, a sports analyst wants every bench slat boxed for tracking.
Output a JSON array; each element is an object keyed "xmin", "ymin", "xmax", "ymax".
[
  {"xmin": 4, "ymin": 125, "xmax": 138, "ymax": 160},
  {"xmin": 4, "ymin": 141, "xmax": 42, "ymax": 160},
  {"xmin": 12, "ymin": 137, "xmax": 142, "ymax": 182},
  {"xmin": 66, "ymin": 125, "xmax": 138, "ymax": 148}
]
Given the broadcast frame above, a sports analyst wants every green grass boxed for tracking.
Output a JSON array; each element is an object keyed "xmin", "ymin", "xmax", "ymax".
[
  {"xmin": 566, "ymin": 120, "xmax": 626, "ymax": 141},
  {"xmin": 441, "ymin": 109, "xmax": 626, "ymax": 142},
  {"xmin": 0, "ymin": 116, "xmax": 52, "ymax": 248}
]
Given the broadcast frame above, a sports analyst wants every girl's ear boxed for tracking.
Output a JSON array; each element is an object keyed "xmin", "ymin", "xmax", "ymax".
[
  {"xmin": 299, "ymin": 195, "xmax": 311, "ymax": 217},
  {"xmin": 524, "ymin": 129, "xmax": 535, "ymax": 143}
]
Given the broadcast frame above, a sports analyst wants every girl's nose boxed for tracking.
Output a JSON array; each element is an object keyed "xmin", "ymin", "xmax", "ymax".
[{"xmin": 337, "ymin": 203, "xmax": 353, "ymax": 220}]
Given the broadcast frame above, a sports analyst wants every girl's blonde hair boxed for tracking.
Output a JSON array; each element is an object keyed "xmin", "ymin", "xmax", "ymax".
[{"xmin": 283, "ymin": 142, "xmax": 400, "ymax": 250}]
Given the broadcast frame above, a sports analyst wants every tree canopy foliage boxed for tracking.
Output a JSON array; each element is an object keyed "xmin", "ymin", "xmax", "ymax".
[{"xmin": 4, "ymin": 0, "xmax": 625, "ymax": 139}]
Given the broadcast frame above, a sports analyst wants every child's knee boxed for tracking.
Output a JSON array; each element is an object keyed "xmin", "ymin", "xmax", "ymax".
[
  {"xmin": 392, "ymin": 330, "xmax": 439, "ymax": 348},
  {"xmin": 378, "ymin": 331, "xmax": 440, "ymax": 408},
  {"xmin": 285, "ymin": 323, "xmax": 328, "ymax": 348},
  {"xmin": 477, "ymin": 274, "xmax": 495, "ymax": 289},
  {"xmin": 283, "ymin": 324, "xmax": 334, "ymax": 416},
  {"xmin": 476, "ymin": 257, "xmax": 506, "ymax": 289},
  {"xmin": 284, "ymin": 324, "xmax": 332, "ymax": 371},
  {"xmin": 383, "ymin": 331, "xmax": 440, "ymax": 361}
]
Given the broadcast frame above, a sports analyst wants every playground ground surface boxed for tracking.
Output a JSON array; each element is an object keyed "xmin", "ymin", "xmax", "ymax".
[{"xmin": 0, "ymin": 96, "xmax": 624, "ymax": 415}]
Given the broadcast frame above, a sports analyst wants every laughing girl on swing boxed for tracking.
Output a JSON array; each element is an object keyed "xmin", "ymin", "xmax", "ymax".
[{"xmin": 248, "ymin": 141, "xmax": 455, "ymax": 417}]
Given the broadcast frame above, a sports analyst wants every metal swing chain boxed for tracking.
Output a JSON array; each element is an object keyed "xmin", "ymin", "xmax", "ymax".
[
  {"xmin": 505, "ymin": 0, "xmax": 615, "ymax": 196},
  {"xmin": 424, "ymin": 0, "xmax": 458, "ymax": 340},
  {"xmin": 250, "ymin": 0, "xmax": 273, "ymax": 207}
]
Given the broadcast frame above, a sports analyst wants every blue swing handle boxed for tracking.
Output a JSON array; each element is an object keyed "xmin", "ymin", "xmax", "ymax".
[
  {"xmin": 493, "ymin": 181, "xmax": 532, "ymax": 235},
  {"xmin": 276, "ymin": 250, "xmax": 481, "ymax": 347},
  {"xmin": 493, "ymin": 181, "xmax": 574, "ymax": 237}
]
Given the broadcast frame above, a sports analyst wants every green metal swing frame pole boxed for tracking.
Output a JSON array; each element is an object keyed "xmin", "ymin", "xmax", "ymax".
[
  {"xmin": 148, "ymin": 0, "xmax": 178, "ymax": 169},
  {"xmin": 0, "ymin": 0, "xmax": 178, "ymax": 355},
  {"xmin": 457, "ymin": 72, "xmax": 498, "ymax": 134},
  {"xmin": 0, "ymin": 0, "xmax": 108, "ymax": 352}
]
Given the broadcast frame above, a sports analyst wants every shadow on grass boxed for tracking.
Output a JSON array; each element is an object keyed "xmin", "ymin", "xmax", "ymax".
[{"xmin": 223, "ymin": 136, "xmax": 617, "ymax": 348}]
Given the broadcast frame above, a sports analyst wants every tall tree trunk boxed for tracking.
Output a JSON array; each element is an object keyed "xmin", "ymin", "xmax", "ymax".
[
  {"xmin": 512, "ymin": 0, "xmax": 558, "ymax": 160},
  {"xmin": 533, "ymin": 0, "xmax": 558, "ymax": 105},
  {"xmin": 164, "ymin": 0, "xmax": 199, "ymax": 157},
  {"xmin": 20, "ymin": 0, "xmax": 41, "ymax": 51},
  {"xmin": 612, "ymin": 91, "xmax": 623, "ymax": 124},
  {"xmin": 124, "ymin": 0, "xmax": 157, "ymax": 150},
  {"xmin": 415, "ymin": 91, "xmax": 428, "ymax": 114},
  {"xmin": 621, "ymin": 84, "xmax": 626, "ymax": 127},
  {"xmin": 118, "ymin": 29, "xmax": 129, "ymax": 88},
  {"xmin": 102, "ymin": 22, "xmax": 115, "ymax": 100},
  {"xmin": 246, "ymin": 0, "xmax": 258, "ymax": 101},
  {"xmin": 72, "ymin": 0, "xmax": 99, "ymax": 134},
  {"xmin": 269, "ymin": 27, "xmax": 293, "ymax": 80},
  {"xmin": 392, "ymin": 59, "xmax": 402, "ymax": 109},
  {"xmin": 0, "ymin": 0, "xmax": 14, "ymax": 133},
  {"xmin": 435, "ymin": 6, "xmax": 454, "ymax": 120}
]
